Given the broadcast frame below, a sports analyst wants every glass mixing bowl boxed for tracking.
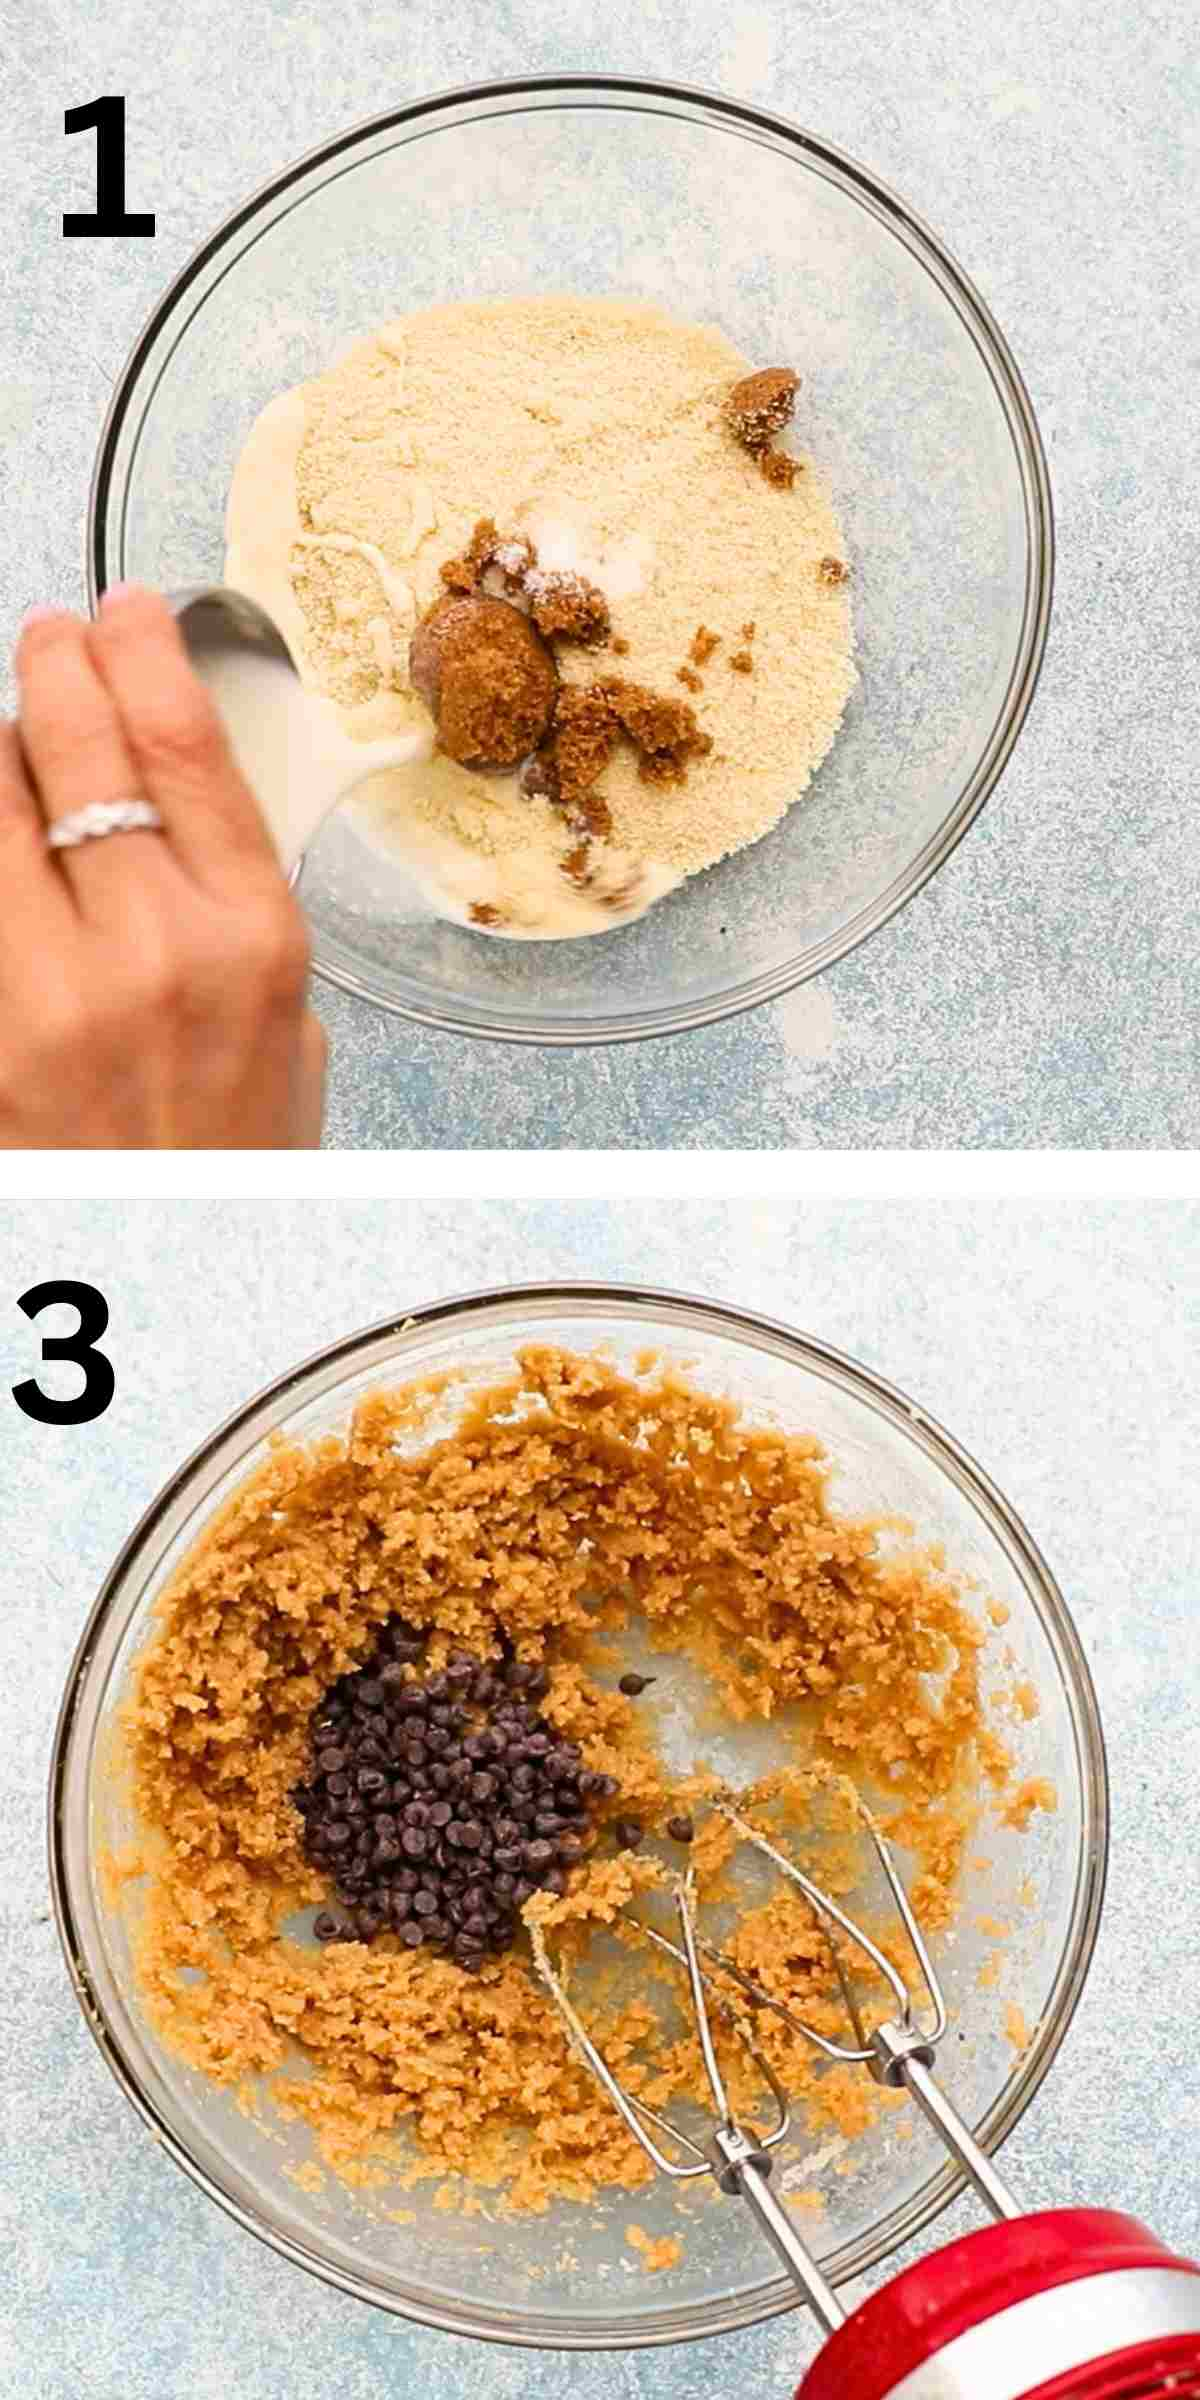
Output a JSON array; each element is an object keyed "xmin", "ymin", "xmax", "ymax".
[
  {"xmin": 88, "ymin": 77, "xmax": 1052, "ymax": 1044},
  {"xmin": 50, "ymin": 1286, "xmax": 1105, "ymax": 2349}
]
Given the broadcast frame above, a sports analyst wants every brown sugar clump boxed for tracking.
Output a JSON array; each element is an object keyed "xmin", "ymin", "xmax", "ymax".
[
  {"xmin": 690, "ymin": 625, "xmax": 720, "ymax": 666},
  {"xmin": 526, "ymin": 570, "xmax": 611, "ymax": 646},
  {"xmin": 818, "ymin": 555, "xmax": 849, "ymax": 585},
  {"xmin": 724, "ymin": 366, "xmax": 799, "ymax": 453},
  {"xmin": 677, "ymin": 664, "xmax": 703, "ymax": 692},
  {"xmin": 574, "ymin": 790, "xmax": 614, "ymax": 839},
  {"xmin": 440, "ymin": 517, "xmax": 501, "ymax": 593},
  {"xmin": 761, "ymin": 449, "xmax": 799, "ymax": 490},
  {"xmin": 469, "ymin": 901, "xmax": 503, "ymax": 927},
  {"xmin": 436, "ymin": 518, "xmax": 610, "ymax": 646},
  {"xmin": 741, "ymin": 621, "xmax": 756, "ymax": 641},
  {"xmin": 523, "ymin": 685, "xmax": 620, "ymax": 837},
  {"xmin": 561, "ymin": 843, "xmax": 593, "ymax": 886},
  {"xmin": 603, "ymin": 677, "xmax": 712, "ymax": 787},
  {"xmin": 729, "ymin": 650, "xmax": 754, "ymax": 675},
  {"xmin": 410, "ymin": 595, "xmax": 558, "ymax": 769},
  {"xmin": 610, "ymin": 634, "xmax": 630, "ymax": 656},
  {"xmin": 524, "ymin": 675, "xmax": 709, "ymax": 830}
]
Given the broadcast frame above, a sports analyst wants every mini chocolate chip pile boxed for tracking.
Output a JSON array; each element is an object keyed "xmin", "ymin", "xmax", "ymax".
[{"xmin": 292, "ymin": 1616, "xmax": 620, "ymax": 1965}]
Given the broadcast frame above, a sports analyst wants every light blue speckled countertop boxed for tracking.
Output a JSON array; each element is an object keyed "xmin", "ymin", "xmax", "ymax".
[
  {"xmin": 2, "ymin": 0, "xmax": 1196, "ymax": 1147},
  {"xmin": 2, "ymin": 1199, "xmax": 1198, "ymax": 2394}
]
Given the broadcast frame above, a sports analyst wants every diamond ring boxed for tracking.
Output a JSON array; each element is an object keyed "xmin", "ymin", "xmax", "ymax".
[{"xmin": 47, "ymin": 798, "xmax": 165, "ymax": 852}]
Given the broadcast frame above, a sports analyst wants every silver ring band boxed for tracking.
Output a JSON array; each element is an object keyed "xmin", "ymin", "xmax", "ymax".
[{"xmin": 47, "ymin": 798, "xmax": 165, "ymax": 852}]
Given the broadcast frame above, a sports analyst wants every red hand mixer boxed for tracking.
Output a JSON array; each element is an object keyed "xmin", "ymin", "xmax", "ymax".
[{"xmin": 534, "ymin": 1802, "xmax": 1200, "ymax": 2397}]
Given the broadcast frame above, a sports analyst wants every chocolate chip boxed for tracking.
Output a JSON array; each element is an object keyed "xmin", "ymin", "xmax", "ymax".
[
  {"xmin": 618, "ymin": 1672, "xmax": 657, "ymax": 1696},
  {"xmin": 313, "ymin": 1911, "xmax": 348, "ymax": 1942},
  {"xmin": 301, "ymin": 1621, "xmax": 613, "ymax": 1969},
  {"xmin": 666, "ymin": 1814, "xmax": 695, "ymax": 1844},
  {"xmin": 614, "ymin": 1818, "xmax": 644, "ymax": 1850}
]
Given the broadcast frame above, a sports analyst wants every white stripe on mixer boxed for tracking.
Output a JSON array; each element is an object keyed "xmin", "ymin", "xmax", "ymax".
[{"xmin": 885, "ymin": 2267, "xmax": 1200, "ymax": 2400}]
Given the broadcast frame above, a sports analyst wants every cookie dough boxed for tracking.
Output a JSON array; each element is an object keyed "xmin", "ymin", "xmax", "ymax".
[{"xmin": 119, "ymin": 1348, "xmax": 1020, "ymax": 2214}]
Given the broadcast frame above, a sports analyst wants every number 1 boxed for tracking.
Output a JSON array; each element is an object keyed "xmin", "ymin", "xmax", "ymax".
[{"xmin": 63, "ymin": 96, "xmax": 156, "ymax": 239}]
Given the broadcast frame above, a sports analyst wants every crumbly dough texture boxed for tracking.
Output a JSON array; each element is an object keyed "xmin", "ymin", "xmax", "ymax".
[
  {"xmin": 283, "ymin": 297, "xmax": 855, "ymax": 897},
  {"xmin": 122, "ymin": 1349, "xmax": 1018, "ymax": 2216}
]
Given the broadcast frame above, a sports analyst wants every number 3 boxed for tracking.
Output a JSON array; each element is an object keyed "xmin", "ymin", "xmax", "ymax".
[{"xmin": 12, "ymin": 1281, "xmax": 116, "ymax": 1425}]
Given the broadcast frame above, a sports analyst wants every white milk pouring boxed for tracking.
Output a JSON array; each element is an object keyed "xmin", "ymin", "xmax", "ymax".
[{"xmin": 186, "ymin": 624, "xmax": 431, "ymax": 877}]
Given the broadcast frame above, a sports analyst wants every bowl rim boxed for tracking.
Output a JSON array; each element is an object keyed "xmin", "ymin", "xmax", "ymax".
[
  {"xmin": 47, "ymin": 1279, "xmax": 1106, "ymax": 2350},
  {"xmin": 85, "ymin": 73, "xmax": 1055, "ymax": 1048}
]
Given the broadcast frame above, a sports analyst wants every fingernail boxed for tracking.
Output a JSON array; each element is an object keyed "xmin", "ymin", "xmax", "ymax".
[
  {"xmin": 21, "ymin": 602, "xmax": 64, "ymax": 629},
  {"xmin": 99, "ymin": 580, "xmax": 148, "ymax": 613}
]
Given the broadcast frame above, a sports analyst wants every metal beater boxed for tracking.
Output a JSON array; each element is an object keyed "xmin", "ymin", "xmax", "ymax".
[{"xmin": 534, "ymin": 1801, "xmax": 1200, "ymax": 2397}]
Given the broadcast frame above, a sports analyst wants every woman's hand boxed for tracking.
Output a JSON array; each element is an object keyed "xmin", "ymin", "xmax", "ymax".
[{"xmin": 0, "ymin": 585, "xmax": 326, "ymax": 1148}]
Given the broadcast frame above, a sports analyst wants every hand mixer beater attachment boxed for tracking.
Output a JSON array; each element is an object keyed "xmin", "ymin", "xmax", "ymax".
[{"xmin": 534, "ymin": 1801, "xmax": 1200, "ymax": 2398}]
